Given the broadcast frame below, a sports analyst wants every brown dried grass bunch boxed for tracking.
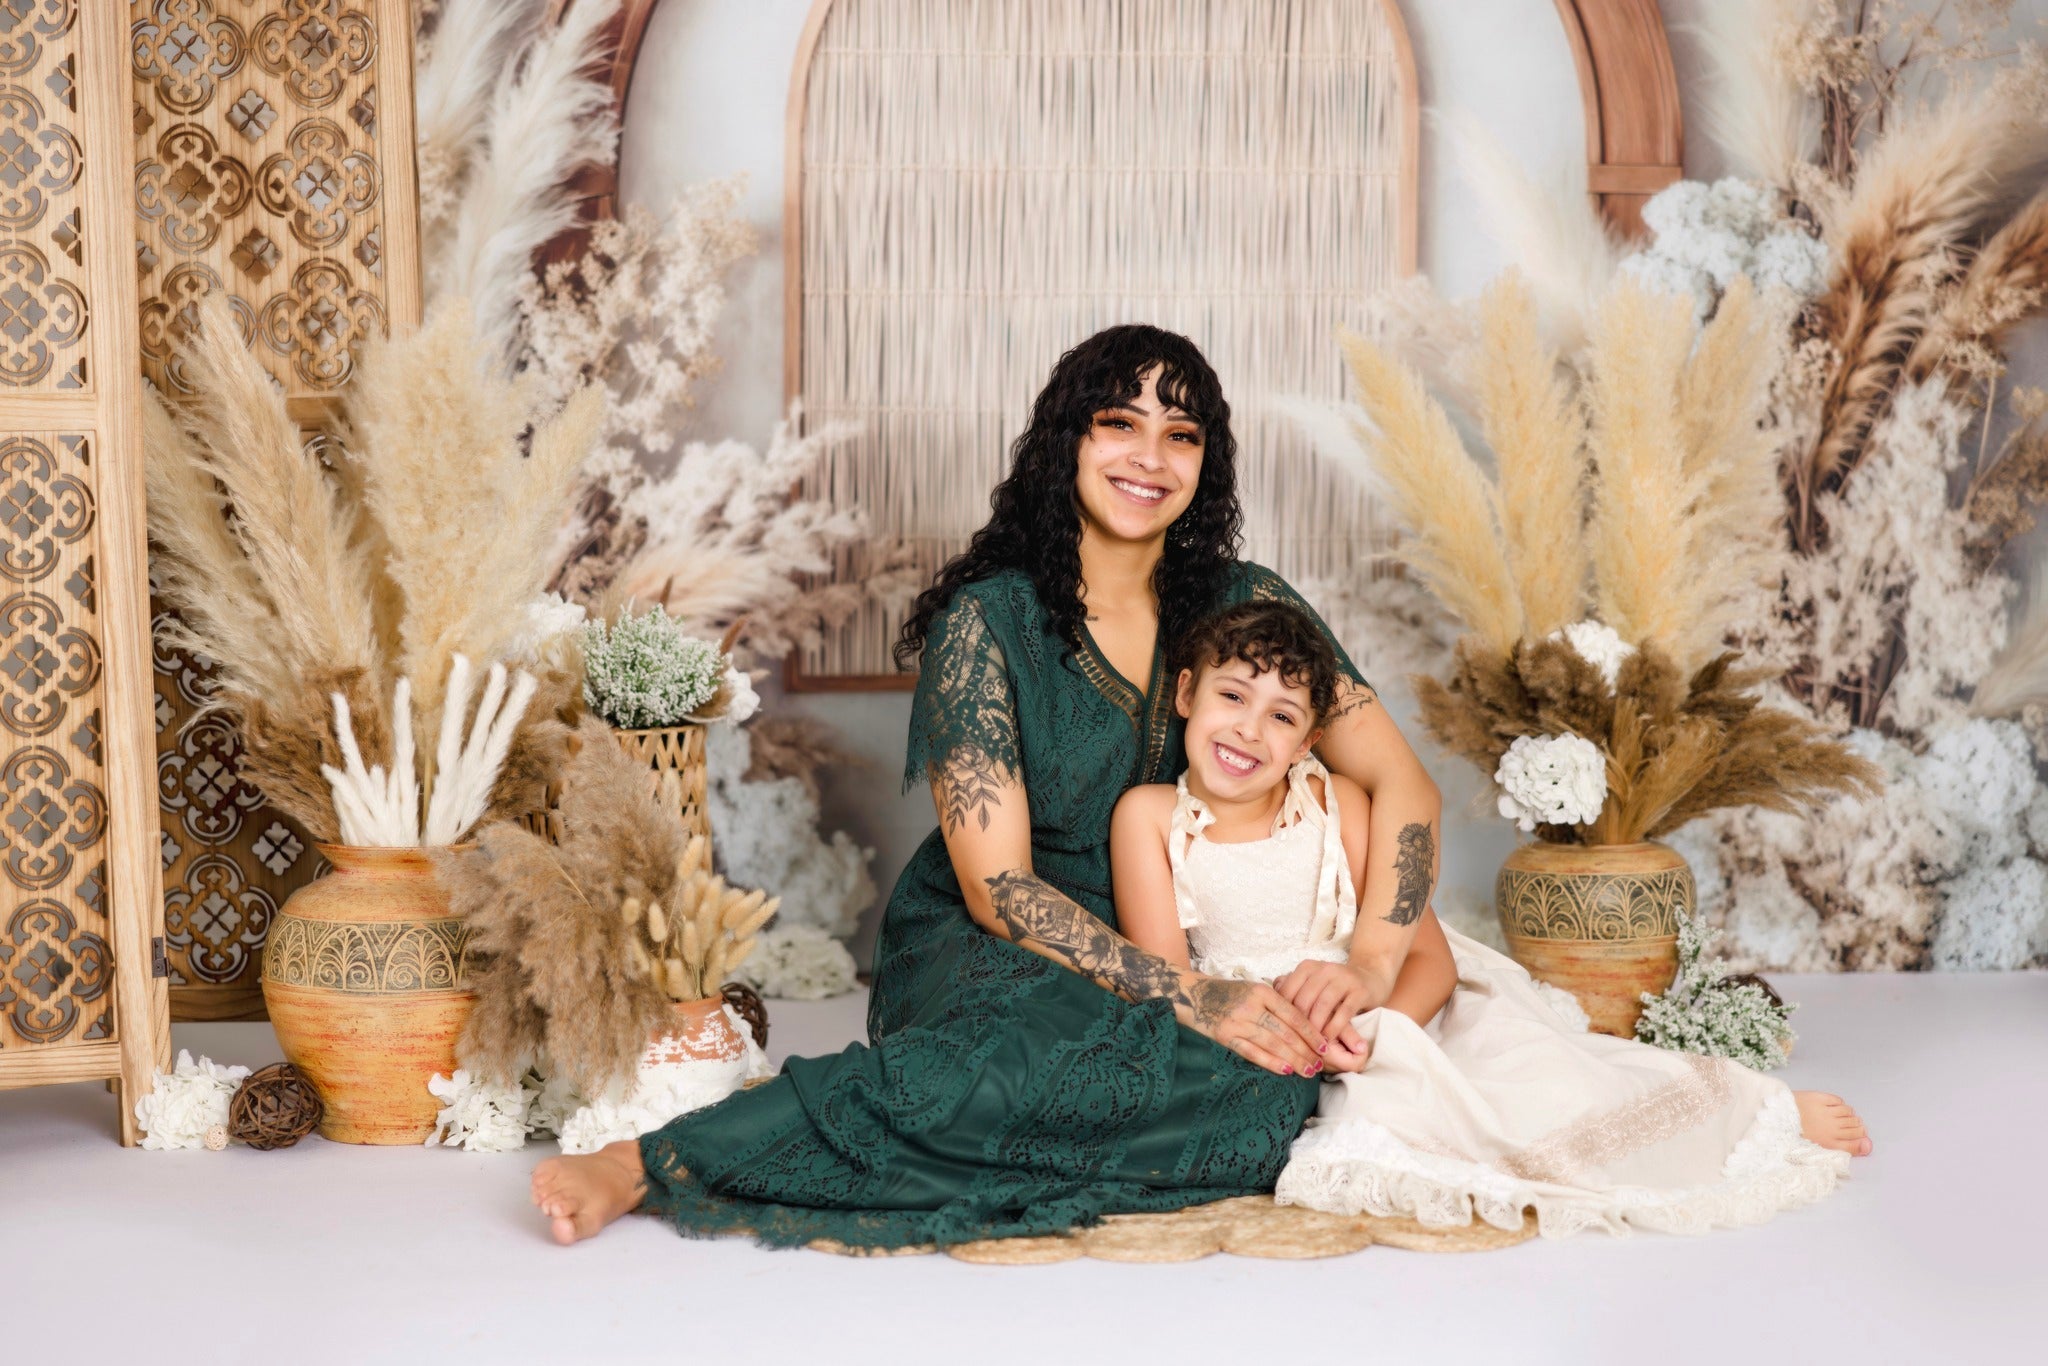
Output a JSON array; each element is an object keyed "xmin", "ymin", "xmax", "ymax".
[
  {"xmin": 1417, "ymin": 639, "xmax": 1881, "ymax": 846},
  {"xmin": 437, "ymin": 719, "xmax": 777, "ymax": 1092},
  {"xmin": 143, "ymin": 293, "xmax": 602, "ymax": 846}
]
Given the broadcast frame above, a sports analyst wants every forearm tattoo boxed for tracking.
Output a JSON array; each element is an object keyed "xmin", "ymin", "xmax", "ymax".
[
  {"xmin": 985, "ymin": 869, "xmax": 1184, "ymax": 999},
  {"xmin": 1386, "ymin": 822, "xmax": 1436, "ymax": 926},
  {"xmin": 933, "ymin": 744, "xmax": 1010, "ymax": 834},
  {"xmin": 983, "ymin": 869, "xmax": 1273, "ymax": 1032}
]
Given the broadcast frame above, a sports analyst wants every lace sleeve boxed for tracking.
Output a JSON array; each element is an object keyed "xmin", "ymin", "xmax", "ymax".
[
  {"xmin": 1240, "ymin": 564, "xmax": 1371, "ymax": 691},
  {"xmin": 903, "ymin": 592, "xmax": 1023, "ymax": 801}
]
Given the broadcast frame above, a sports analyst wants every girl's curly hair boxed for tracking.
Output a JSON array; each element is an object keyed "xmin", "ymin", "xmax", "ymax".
[
  {"xmin": 1176, "ymin": 600, "xmax": 1342, "ymax": 723},
  {"xmin": 895, "ymin": 324, "xmax": 1243, "ymax": 669}
]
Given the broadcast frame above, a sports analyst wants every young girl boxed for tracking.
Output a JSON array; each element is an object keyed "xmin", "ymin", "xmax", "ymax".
[{"xmin": 1112, "ymin": 600, "xmax": 1871, "ymax": 1237}]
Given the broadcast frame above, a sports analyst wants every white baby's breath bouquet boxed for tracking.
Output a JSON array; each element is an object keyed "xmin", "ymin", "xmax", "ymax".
[{"xmin": 581, "ymin": 607, "xmax": 759, "ymax": 730}]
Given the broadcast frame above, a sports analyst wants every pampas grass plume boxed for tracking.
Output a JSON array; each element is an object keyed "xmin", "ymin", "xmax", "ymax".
[
  {"xmin": 1475, "ymin": 272, "xmax": 1588, "ymax": 638},
  {"xmin": 1584, "ymin": 279, "xmax": 1700, "ymax": 657},
  {"xmin": 1338, "ymin": 332, "xmax": 1525, "ymax": 656}
]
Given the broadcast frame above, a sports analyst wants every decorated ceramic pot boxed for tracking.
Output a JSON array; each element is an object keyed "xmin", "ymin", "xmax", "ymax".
[
  {"xmin": 262, "ymin": 845, "xmax": 473, "ymax": 1144},
  {"xmin": 649, "ymin": 996, "xmax": 747, "ymax": 1067},
  {"xmin": 1495, "ymin": 840, "xmax": 1691, "ymax": 1037}
]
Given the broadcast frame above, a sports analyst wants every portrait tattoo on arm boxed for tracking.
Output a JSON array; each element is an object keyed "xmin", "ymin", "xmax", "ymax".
[
  {"xmin": 933, "ymin": 743, "xmax": 1011, "ymax": 834},
  {"xmin": 983, "ymin": 869, "xmax": 1265, "ymax": 1026},
  {"xmin": 1386, "ymin": 821, "xmax": 1435, "ymax": 926}
]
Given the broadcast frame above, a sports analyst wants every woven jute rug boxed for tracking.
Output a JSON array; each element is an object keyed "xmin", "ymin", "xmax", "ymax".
[{"xmin": 806, "ymin": 1195, "xmax": 1537, "ymax": 1262}]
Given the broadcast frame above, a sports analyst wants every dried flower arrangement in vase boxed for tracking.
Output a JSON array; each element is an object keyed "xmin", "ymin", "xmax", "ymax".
[
  {"xmin": 143, "ymin": 295, "xmax": 602, "ymax": 1142},
  {"xmin": 431, "ymin": 719, "xmax": 778, "ymax": 1153},
  {"xmin": 1641, "ymin": 1, "xmax": 2048, "ymax": 972},
  {"xmin": 1333, "ymin": 271, "xmax": 1881, "ymax": 1034},
  {"xmin": 414, "ymin": 2, "xmax": 904, "ymax": 978}
]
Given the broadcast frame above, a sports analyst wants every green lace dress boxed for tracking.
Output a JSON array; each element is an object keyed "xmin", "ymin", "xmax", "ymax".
[{"xmin": 638, "ymin": 562, "xmax": 1367, "ymax": 1249}]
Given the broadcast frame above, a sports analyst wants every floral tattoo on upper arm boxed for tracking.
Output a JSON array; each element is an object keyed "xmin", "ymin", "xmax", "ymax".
[{"xmin": 933, "ymin": 744, "xmax": 1011, "ymax": 834}]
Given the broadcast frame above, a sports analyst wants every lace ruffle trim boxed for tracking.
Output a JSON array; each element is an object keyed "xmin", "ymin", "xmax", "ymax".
[{"xmin": 1272, "ymin": 1088, "xmax": 1848, "ymax": 1239}]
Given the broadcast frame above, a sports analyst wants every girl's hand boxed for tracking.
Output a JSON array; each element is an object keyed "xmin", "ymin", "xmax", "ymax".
[
  {"xmin": 1180, "ymin": 974, "xmax": 1329, "ymax": 1078},
  {"xmin": 1274, "ymin": 960, "xmax": 1383, "ymax": 1050}
]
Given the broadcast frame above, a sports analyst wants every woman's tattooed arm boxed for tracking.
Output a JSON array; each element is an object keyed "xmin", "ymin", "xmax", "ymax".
[
  {"xmin": 983, "ymin": 869, "xmax": 1257, "ymax": 1026},
  {"xmin": 1387, "ymin": 821, "xmax": 1435, "ymax": 925}
]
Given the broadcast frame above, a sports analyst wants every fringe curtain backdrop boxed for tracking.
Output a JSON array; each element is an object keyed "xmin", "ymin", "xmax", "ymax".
[{"xmin": 790, "ymin": 0, "xmax": 1417, "ymax": 682}]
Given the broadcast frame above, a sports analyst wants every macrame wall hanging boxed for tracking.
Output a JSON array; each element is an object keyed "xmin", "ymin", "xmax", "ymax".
[
  {"xmin": 785, "ymin": 0, "xmax": 1420, "ymax": 685},
  {"xmin": 130, "ymin": 0, "xmax": 423, "ymax": 1022}
]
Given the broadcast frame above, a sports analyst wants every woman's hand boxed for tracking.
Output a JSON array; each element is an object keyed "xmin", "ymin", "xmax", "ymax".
[
  {"xmin": 1180, "ymin": 973, "xmax": 1329, "ymax": 1077},
  {"xmin": 1274, "ymin": 960, "xmax": 1385, "ymax": 1049}
]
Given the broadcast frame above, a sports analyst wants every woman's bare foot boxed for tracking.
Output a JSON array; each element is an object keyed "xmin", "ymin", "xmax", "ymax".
[
  {"xmin": 531, "ymin": 1140, "xmax": 650, "ymax": 1245},
  {"xmin": 1795, "ymin": 1091, "xmax": 1874, "ymax": 1156}
]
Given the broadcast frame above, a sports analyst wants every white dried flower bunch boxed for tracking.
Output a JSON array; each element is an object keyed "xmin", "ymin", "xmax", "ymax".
[
  {"xmin": 1622, "ymin": 178, "xmax": 1829, "ymax": 317},
  {"xmin": 135, "ymin": 1051, "xmax": 249, "ymax": 1151},
  {"xmin": 732, "ymin": 925, "xmax": 862, "ymax": 1002},
  {"xmin": 427, "ymin": 1022, "xmax": 773, "ymax": 1155},
  {"xmin": 580, "ymin": 609, "xmax": 728, "ymax": 730},
  {"xmin": 703, "ymin": 722, "xmax": 876, "ymax": 948},
  {"xmin": 1635, "ymin": 917, "xmax": 1796, "ymax": 1072},
  {"xmin": 1494, "ymin": 733, "xmax": 1608, "ymax": 833}
]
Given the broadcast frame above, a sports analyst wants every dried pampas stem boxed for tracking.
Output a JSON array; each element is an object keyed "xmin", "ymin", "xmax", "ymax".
[
  {"xmin": 1338, "ymin": 331, "xmax": 1526, "ymax": 656},
  {"xmin": 423, "ymin": 655, "xmax": 540, "ymax": 845}
]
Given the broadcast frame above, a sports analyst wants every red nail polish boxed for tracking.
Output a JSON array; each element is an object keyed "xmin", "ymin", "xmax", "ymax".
[
  {"xmin": 1282, "ymin": 1065, "xmax": 1294, "ymax": 1075},
  {"xmin": 1317, "ymin": 1042, "xmax": 1328, "ymax": 1054}
]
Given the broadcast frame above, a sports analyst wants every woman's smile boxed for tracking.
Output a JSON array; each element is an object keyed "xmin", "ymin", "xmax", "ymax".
[{"xmin": 1108, "ymin": 474, "xmax": 1171, "ymax": 505}]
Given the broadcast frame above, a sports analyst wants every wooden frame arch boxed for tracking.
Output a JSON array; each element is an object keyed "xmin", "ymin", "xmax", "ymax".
[{"xmin": 1553, "ymin": 0, "xmax": 1684, "ymax": 235}]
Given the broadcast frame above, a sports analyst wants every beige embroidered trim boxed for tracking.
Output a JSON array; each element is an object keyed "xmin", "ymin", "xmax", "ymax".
[{"xmin": 1499, "ymin": 1054, "xmax": 1731, "ymax": 1185}]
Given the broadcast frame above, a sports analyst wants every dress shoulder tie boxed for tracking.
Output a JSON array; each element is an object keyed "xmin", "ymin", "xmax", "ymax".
[{"xmin": 1167, "ymin": 775, "xmax": 1214, "ymax": 929}]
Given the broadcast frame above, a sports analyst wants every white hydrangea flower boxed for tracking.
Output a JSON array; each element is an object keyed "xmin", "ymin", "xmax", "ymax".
[
  {"xmin": 733, "ymin": 924, "xmax": 861, "ymax": 1000},
  {"xmin": 695, "ymin": 665, "xmax": 759, "ymax": 725},
  {"xmin": 1625, "ymin": 175, "xmax": 1826, "ymax": 318},
  {"xmin": 507, "ymin": 592, "xmax": 588, "ymax": 664},
  {"xmin": 426, "ymin": 1069, "xmax": 534, "ymax": 1153},
  {"xmin": 136, "ymin": 1050, "xmax": 250, "ymax": 1150},
  {"xmin": 1546, "ymin": 619, "xmax": 1637, "ymax": 689},
  {"xmin": 1494, "ymin": 733, "xmax": 1608, "ymax": 832}
]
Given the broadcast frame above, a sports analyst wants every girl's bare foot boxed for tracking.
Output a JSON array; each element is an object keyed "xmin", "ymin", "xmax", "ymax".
[
  {"xmin": 1795, "ymin": 1091, "xmax": 1873, "ymax": 1156},
  {"xmin": 531, "ymin": 1140, "xmax": 650, "ymax": 1244}
]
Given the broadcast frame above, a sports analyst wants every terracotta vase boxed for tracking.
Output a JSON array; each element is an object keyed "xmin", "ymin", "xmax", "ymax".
[
  {"xmin": 261, "ymin": 845, "xmax": 474, "ymax": 1144},
  {"xmin": 647, "ymin": 996, "xmax": 747, "ymax": 1067},
  {"xmin": 1495, "ymin": 840, "xmax": 1691, "ymax": 1038}
]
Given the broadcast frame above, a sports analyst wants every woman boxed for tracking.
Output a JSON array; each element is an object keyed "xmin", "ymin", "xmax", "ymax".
[{"xmin": 531, "ymin": 325, "xmax": 1446, "ymax": 1249}]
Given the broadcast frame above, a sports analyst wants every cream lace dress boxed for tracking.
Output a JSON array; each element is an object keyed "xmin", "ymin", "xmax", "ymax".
[{"xmin": 1169, "ymin": 756, "xmax": 1849, "ymax": 1238}]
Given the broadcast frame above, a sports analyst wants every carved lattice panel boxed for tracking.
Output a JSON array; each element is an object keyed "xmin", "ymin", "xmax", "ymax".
[
  {"xmin": 130, "ymin": 0, "xmax": 420, "ymax": 408},
  {"xmin": 1, "ymin": 432, "xmax": 114, "ymax": 1051},
  {"xmin": 0, "ymin": 0, "xmax": 169, "ymax": 1140},
  {"xmin": 128, "ymin": 0, "xmax": 420, "ymax": 1019}
]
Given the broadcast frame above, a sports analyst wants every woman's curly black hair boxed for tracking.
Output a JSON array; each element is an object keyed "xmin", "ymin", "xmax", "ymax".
[{"xmin": 894, "ymin": 324, "xmax": 1243, "ymax": 669}]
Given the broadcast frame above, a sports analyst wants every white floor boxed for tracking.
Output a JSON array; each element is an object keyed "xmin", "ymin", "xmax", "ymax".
[{"xmin": 4, "ymin": 973, "xmax": 2042, "ymax": 1365}]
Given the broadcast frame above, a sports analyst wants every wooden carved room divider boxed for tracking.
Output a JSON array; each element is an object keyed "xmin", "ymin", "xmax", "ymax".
[
  {"xmin": 131, "ymin": 0, "xmax": 421, "ymax": 1022},
  {"xmin": 0, "ymin": 0, "xmax": 168, "ymax": 1140}
]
